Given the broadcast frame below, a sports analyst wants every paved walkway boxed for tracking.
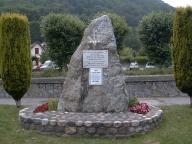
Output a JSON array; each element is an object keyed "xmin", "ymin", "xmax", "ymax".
[{"xmin": 0, "ymin": 97, "xmax": 190, "ymax": 106}]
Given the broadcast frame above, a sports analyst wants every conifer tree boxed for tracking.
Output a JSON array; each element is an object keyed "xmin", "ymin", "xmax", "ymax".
[
  {"xmin": 0, "ymin": 13, "xmax": 32, "ymax": 107},
  {"xmin": 172, "ymin": 7, "xmax": 192, "ymax": 106}
]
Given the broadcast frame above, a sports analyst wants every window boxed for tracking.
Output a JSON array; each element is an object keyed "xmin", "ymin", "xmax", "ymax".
[{"xmin": 35, "ymin": 48, "xmax": 39, "ymax": 54}]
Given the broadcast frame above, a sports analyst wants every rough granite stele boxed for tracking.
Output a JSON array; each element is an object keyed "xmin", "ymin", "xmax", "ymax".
[{"xmin": 58, "ymin": 15, "xmax": 128, "ymax": 113}]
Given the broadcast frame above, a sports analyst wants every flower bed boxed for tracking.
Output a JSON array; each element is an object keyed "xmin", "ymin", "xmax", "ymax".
[{"xmin": 129, "ymin": 103, "xmax": 150, "ymax": 114}]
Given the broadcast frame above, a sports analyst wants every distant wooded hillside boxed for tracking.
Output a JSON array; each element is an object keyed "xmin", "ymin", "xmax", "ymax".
[{"xmin": 0, "ymin": 0, "xmax": 174, "ymax": 42}]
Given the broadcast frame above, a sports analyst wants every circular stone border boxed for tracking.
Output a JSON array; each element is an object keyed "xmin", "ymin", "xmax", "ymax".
[{"xmin": 19, "ymin": 106, "xmax": 163, "ymax": 137}]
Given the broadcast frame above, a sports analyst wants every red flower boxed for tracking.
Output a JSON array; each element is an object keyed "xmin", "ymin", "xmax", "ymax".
[
  {"xmin": 128, "ymin": 102, "xmax": 150, "ymax": 114},
  {"xmin": 33, "ymin": 103, "xmax": 48, "ymax": 113}
]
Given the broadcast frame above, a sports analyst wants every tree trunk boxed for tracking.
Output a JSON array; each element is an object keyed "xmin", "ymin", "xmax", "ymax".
[
  {"xmin": 15, "ymin": 99, "xmax": 21, "ymax": 108},
  {"xmin": 190, "ymin": 96, "xmax": 192, "ymax": 107}
]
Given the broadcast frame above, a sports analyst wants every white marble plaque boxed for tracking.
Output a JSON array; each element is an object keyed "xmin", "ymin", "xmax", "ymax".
[
  {"xmin": 83, "ymin": 50, "xmax": 108, "ymax": 68},
  {"xmin": 89, "ymin": 68, "xmax": 102, "ymax": 85}
]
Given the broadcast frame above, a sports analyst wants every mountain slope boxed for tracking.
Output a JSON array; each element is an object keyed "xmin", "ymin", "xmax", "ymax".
[
  {"xmin": 0, "ymin": 0, "xmax": 174, "ymax": 42},
  {"xmin": 0, "ymin": 0, "xmax": 173, "ymax": 26}
]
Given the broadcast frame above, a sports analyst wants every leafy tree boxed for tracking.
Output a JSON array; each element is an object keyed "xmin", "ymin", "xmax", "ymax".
[
  {"xmin": 139, "ymin": 12, "xmax": 173, "ymax": 66},
  {"xmin": 94, "ymin": 12, "xmax": 129, "ymax": 51},
  {"xmin": 30, "ymin": 21, "xmax": 43, "ymax": 43},
  {"xmin": 40, "ymin": 50, "xmax": 50, "ymax": 64},
  {"xmin": 0, "ymin": 13, "xmax": 32, "ymax": 107},
  {"xmin": 123, "ymin": 27, "xmax": 142, "ymax": 50},
  {"xmin": 40, "ymin": 13, "xmax": 85, "ymax": 70},
  {"xmin": 119, "ymin": 47, "xmax": 134, "ymax": 63},
  {"xmin": 172, "ymin": 7, "xmax": 192, "ymax": 106}
]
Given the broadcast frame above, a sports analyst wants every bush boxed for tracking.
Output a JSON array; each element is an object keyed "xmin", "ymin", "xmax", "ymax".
[
  {"xmin": 32, "ymin": 69, "xmax": 67, "ymax": 77},
  {"xmin": 0, "ymin": 13, "xmax": 32, "ymax": 107},
  {"xmin": 48, "ymin": 98, "xmax": 58, "ymax": 111},
  {"xmin": 128, "ymin": 97, "xmax": 139, "ymax": 107}
]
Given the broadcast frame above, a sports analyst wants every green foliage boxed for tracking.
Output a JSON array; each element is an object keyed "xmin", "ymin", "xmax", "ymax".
[
  {"xmin": 32, "ymin": 69, "xmax": 67, "ymax": 78},
  {"xmin": 123, "ymin": 27, "xmax": 142, "ymax": 50},
  {"xmin": 94, "ymin": 12, "xmax": 129, "ymax": 51},
  {"xmin": 138, "ymin": 47, "xmax": 147, "ymax": 56},
  {"xmin": 48, "ymin": 98, "xmax": 58, "ymax": 111},
  {"xmin": 119, "ymin": 47, "xmax": 134, "ymax": 63},
  {"xmin": 134, "ymin": 56, "xmax": 149, "ymax": 64},
  {"xmin": 119, "ymin": 47, "xmax": 148, "ymax": 64},
  {"xmin": 124, "ymin": 68, "xmax": 173, "ymax": 75},
  {"xmin": 40, "ymin": 50, "xmax": 50, "ymax": 64},
  {"xmin": 40, "ymin": 13, "xmax": 85, "ymax": 70},
  {"xmin": 0, "ymin": 13, "xmax": 32, "ymax": 106},
  {"xmin": 139, "ymin": 12, "xmax": 173, "ymax": 66},
  {"xmin": 172, "ymin": 7, "xmax": 192, "ymax": 98},
  {"xmin": 128, "ymin": 97, "xmax": 139, "ymax": 107},
  {"xmin": 30, "ymin": 21, "xmax": 43, "ymax": 42}
]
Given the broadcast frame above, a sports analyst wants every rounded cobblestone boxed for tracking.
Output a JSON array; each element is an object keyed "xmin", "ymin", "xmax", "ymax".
[
  {"xmin": 41, "ymin": 118, "xmax": 49, "ymax": 126},
  {"xmin": 84, "ymin": 121, "xmax": 92, "ymax": 127}
]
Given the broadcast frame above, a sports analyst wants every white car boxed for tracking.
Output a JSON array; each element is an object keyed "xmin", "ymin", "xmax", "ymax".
[
  {"xmin": 145, "ymin": 62, "xmax": 156, "ymax": 69},
  {"xmin": 129, "ymin": 62, "xmax": 139, "ymax": 70},
  {"xmin": 40, "ymin": 60, "xmax": 57, "ymax": 70}
]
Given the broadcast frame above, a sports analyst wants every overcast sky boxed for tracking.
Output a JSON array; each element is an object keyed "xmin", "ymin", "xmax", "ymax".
[{"xmin": 162, "ymin": 0, "xmax": 192, "ymax": 7}]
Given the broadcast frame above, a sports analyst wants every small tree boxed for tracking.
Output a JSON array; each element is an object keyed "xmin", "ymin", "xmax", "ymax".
[
  {"xmin": 40, "ymin": 13, "xmax": 85, "ymax": 70},
  {"xmin": 139, "ymin": 12, "xmax": 173, "ymax": 66},
  {"xmin": 0, "ymin": 13, "xmax": 32, "ymax": 107},
  {"xmin": 172, "ymin": 7, "xmax": 192, "ymax": 107},
  {"xmin": 94, "ymin": 12, "xmax": 129, "ymax": 51},
  {"xmin": 40, "ymin": 50, "xmax": 50, "ymax": 64}
]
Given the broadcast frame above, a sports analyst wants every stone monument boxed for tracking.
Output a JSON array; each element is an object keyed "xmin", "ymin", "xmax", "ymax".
[{"xmin": 58, "ymin": 15, "xmax": 128, "ymax": 112}]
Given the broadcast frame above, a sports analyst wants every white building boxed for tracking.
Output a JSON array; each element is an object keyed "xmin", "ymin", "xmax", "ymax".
[{"xmin": 31, "ymin": 42, "xmax": 46, "ymax": 66}]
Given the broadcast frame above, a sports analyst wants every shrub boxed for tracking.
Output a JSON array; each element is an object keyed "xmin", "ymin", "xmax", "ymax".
[
  {"xmin": 172, "ymin": 7, "xmax": 192, "ymax": 107},
  {"xmin": 48, "ymin": 98, "xmax": 58, "ymax": 111},
  {"xmin": 0, "ymin": 13, "xmax": 32, "ymax": 107},
  {"xmin": 32, "ymin": 69, "xmax": 67, "ymax": 77},
  {"xmin": 128, "ymin": 97, "xmax": 139, "ymax": 107}
]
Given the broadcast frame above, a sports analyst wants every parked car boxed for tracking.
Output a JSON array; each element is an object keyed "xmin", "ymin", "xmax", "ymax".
[
  {"xmin": 40, "ymin": 60, "xmax": 57, "ymax": 71},
  {"xmin": 129, "ymin": 62, "xmax": 139, "ymax": 70},
  {"xmin": 145, "ymin": 62, "xmax": 156, "ymax": 69}
]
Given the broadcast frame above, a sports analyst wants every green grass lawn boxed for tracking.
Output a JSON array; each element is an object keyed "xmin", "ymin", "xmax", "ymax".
[{"xmin": 0, "ymin": 105, "xmax": 192, "ymax": 144}]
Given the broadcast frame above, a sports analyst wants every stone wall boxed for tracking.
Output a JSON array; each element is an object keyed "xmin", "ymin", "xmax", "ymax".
[
  {"xmin": 0, "ymin": 75, "xmax": 187, "ymax": 98},
  {"xmin": 0, "ymin": 77, "xmax": 64, "ymax": 98},
  {"xmin": 125, "ymin": 75, "xmax": 187, "ymax": 97}
]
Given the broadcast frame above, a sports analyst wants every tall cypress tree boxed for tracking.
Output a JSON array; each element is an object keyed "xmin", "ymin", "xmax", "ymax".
[
  {"xmin": 172, "ymin": 7, "xmax": 192, "ymax": 106},
  {"xmin": 0, "ymin": 13, "xmax": 32, "ymax": 107}
]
